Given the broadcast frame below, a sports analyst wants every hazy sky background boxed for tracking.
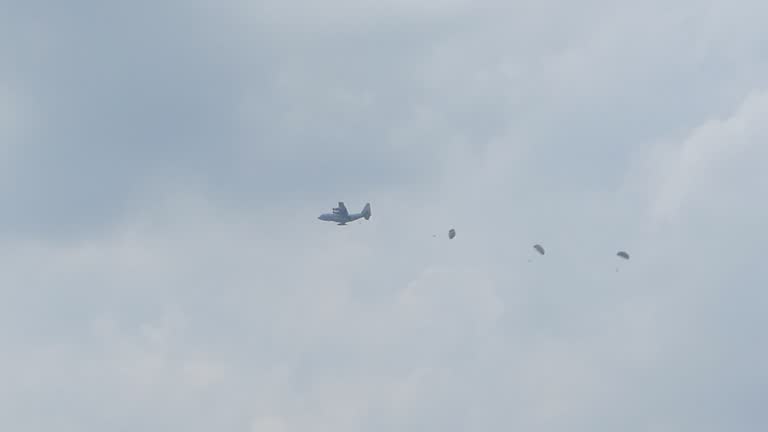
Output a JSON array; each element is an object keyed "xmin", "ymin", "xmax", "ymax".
[{"xmin": 2, "ymin": 1, "xmax": 768, "ymax": 431}]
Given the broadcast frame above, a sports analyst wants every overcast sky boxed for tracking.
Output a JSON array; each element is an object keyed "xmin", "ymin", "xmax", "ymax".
[{"xmin": 2, "ymin": 1, "xmax": 768, "ymax": 431}]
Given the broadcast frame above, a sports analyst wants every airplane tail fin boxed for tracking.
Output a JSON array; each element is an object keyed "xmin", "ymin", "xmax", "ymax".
[{"xmin": 362, "ymin": 203, "xmax": 371, "ymax": 220}]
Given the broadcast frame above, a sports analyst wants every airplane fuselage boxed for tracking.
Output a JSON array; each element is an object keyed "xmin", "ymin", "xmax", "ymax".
[{"xmin": 317, "ymin": 212, "xmax": 365, "ymax": 225}]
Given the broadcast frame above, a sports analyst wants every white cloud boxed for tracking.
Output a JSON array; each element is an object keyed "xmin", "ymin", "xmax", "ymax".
[
  {"xmin": 251, "ymin": 416, "xmax": 288, "ymax": 432},
  {"xmin": 0, "ymin": 84, "xmax": 18, "ymax": 167},
  {"xmin": 2, "ymin": 0, "xmax": 768, "ymax": 431},
  {"xmin": 649, "ymin": 89, "xmax": 768, "ymax": 222}
]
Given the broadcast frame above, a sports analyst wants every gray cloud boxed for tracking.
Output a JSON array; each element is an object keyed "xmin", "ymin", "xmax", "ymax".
[{"xmin": 1, "ymin": 0, "xmax": 768, "ymax": 431}]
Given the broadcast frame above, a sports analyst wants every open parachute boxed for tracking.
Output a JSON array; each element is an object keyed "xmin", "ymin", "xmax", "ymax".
[
  {"xmin": 533, "ymin": 244, "xmax": 545, "ymax": 255},
  {"xmin": 617, "ymin": 251, "xmax": 630, "ymax": 259},
  {"xmin": 448, "ymin": 228, "xmax": 456, "ymax": 239}
]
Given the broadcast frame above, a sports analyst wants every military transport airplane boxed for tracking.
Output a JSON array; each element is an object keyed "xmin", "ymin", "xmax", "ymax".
[{"xmin": 317, "ymin": 202, "xmax": 371, "ymax": 225}]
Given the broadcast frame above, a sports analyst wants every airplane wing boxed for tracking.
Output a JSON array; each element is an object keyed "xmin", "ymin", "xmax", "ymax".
[{"xmin": 333, "ymin": 202, "xmax": 349, "ymax": 218}]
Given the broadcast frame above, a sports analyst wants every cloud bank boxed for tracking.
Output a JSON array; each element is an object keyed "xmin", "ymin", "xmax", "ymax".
[{"xmin": 1, "ymin": 0, "xmax": 767, "ymax": 431}]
